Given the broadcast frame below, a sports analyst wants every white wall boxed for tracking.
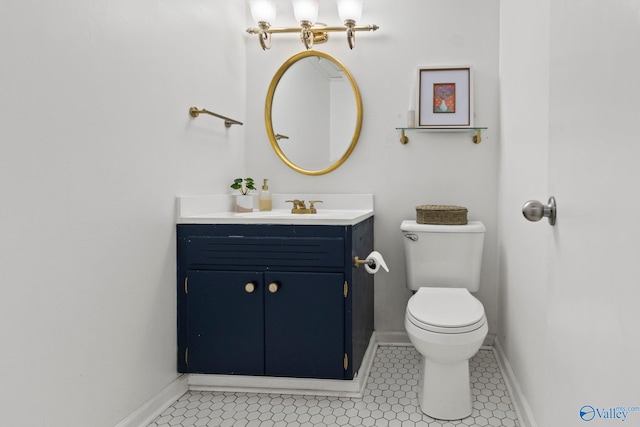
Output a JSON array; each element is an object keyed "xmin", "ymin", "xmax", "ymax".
[
  {"xmin": 245, "ymin": 0, "xmax": 501, "ymax": 334},
  {"xmin": 0, "ymin": 1, "xmax": 245, "ymax": 426}
]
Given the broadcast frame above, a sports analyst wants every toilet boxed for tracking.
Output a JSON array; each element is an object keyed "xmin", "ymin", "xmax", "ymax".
[{"xmin": 401, "ymin": 220, "xmax": 488, "ymax": 420}]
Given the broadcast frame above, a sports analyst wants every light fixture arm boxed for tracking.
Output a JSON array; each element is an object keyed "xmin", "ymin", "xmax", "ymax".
[
  {"xmin": 299, "ymin": 20, "xmax": 314, "ymax": 50},
  {"xmin": 256, "ymin": 21, "xmax": 273, "ymax": 50},
  {"xmin": 344, "ymin": 19, "xmax": 356, "ymax": 49},
  {"xmin": 247, "ymin": 23, "xmax": 378, "ymax": 34},
  {"xmin": 246, "ymin": 24, "xmax": 378, "ymax": 50}
]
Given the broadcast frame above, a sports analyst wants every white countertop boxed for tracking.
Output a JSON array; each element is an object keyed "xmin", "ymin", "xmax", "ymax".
[{"xmin": 176, "ymin": 194, "xmax": 374, "ymax": 226}]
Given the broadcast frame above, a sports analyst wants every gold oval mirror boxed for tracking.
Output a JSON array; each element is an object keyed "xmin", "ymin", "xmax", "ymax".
[{"xmin": 265, "ymin": 51, "xmax": 363, "ymax": 176}]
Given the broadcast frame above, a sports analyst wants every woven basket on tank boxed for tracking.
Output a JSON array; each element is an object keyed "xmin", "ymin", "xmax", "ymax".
[{"xmin": 415, "ymin": 205, "xmax": 468, "ymax": 225}]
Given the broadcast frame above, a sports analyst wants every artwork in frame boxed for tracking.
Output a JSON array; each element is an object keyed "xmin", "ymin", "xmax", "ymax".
[{"xmin": 418, "ymin": 66, "xmax": 473, "ymax": 127}]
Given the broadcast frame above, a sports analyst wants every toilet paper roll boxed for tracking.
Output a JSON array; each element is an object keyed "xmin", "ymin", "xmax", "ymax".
[{"xmin": 364, "ymin": 251, "xmax": 389, "ymax": 274}]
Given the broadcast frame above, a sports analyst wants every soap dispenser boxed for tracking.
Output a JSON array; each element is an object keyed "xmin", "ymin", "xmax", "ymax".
[{"xmin": 259, "ymin": 178, "xmax": 272, "ymax": 211}]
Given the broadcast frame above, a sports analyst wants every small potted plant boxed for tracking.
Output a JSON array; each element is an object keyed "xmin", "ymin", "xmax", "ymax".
[{"xmin": 231, "ymin": 177, "xmax": 256, "ymax": 212}]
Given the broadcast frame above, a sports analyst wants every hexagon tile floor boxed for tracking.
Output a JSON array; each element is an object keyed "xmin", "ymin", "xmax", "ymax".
[{"xmin": 147, "ymin": 345, "xmax": 520, "ymax": 427}]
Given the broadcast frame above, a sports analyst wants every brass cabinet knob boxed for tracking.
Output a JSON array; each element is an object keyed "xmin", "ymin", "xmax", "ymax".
[
  {"xmin": 268, "ymin": 282, "xmax": 279, "ymax": 293},
  {"xmin": 244, "ymin": 282, "xmax": 256, "ymax": 293}
]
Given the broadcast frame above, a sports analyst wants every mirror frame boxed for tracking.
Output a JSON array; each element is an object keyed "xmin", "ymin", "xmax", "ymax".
[{"xmin": 265, "ymin": 50, "xmax": 363, "ymax": 176}]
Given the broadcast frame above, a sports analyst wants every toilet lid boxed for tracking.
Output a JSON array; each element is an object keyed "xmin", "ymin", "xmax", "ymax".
[{"xmin": 407, "ymin": 288, "xmax": 485, "ymax": 329}]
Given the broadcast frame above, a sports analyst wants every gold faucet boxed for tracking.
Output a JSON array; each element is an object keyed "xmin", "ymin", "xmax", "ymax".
[{"xmin": 285, "ymin": 199, "xmax": 323, "ymax": 214}]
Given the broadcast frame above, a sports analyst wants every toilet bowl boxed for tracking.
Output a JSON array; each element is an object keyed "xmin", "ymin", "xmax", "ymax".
[{"xmin": 405, "ymin": 288, "xmax": 487, "ymax": 420}]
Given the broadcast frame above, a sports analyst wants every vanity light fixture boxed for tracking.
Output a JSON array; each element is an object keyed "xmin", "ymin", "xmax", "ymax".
[{"xmin": 247, "ymin": 0, "xmax": 378, "ymax": 51}]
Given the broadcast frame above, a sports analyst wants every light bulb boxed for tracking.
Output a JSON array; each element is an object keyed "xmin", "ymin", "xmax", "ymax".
[
  {"xmin": 337, "ymin": 0, "xmax": 364, "ymax": 23},
  {"xmin": 249, "ymin": 0, "xmax": 276, "ymax": 24},
  {"xmin": 292, "ymin": 0, "xmax": 319, "ymax": 24}
]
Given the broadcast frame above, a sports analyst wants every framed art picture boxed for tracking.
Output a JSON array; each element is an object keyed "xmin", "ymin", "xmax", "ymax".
[{"xmin": 418, "ymin": 66, "xmax": 473, "ymax": 127}]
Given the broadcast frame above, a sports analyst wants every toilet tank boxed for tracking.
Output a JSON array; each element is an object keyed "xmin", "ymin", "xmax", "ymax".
[{"xmin": 400, "ymin": 220, "xmax": 485, "ymax": 291}]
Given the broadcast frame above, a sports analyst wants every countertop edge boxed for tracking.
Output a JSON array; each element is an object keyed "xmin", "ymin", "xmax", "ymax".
[{"xmin": 178, "ymin": 211, "xmax": 374, "ymax": 226}]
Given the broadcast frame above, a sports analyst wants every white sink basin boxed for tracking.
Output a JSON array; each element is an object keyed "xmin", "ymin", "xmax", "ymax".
[{"xmin": 177, "ymin": 194, "xmax": 374, "ymax": 225}]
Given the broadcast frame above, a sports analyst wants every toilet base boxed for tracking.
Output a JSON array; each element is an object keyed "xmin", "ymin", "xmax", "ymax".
[{"xmin": 418, "ymin": 357, "xmax": 472, "ymax": 420}]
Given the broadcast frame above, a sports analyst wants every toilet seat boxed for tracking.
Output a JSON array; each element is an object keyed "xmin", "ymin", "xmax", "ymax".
[{"xmin": 406, "ymin": 288, "xmax": 486, "ymax": 334}]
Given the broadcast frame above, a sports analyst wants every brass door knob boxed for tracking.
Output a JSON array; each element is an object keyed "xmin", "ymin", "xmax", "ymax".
[
  {"xmin": 268, "ymin": 282, "xmax": 280, "ymax": 293},
  {"xmin": 244, "ymin": 282, "xmax": 256, "ymax": 293}
]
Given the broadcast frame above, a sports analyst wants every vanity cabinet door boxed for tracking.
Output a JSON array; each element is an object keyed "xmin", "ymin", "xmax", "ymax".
[
  {"xmin": 264, "ymin": 271, "xmax": 345, "ymax": 379},
  {"xmin": 186, "ymin": 270, "xmax": 264, "ymax": 375}
]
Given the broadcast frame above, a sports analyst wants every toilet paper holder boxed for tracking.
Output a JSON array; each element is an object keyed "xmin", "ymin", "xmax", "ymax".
[
  {"xmin": 353, "ymin": 252, "xmax": 389, "ymax": 274},
  {"xmin": 353, "ymin": 256, "xmax": 376, "ymax": 269}
]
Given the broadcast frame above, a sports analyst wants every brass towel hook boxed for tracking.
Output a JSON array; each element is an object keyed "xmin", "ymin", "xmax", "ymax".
[{"xmin": 188, "ymin": 107, "xmax": 243, "ymax": 128}]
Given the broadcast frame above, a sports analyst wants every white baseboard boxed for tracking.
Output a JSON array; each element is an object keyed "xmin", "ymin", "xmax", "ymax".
[
  {"xmin": 375, "ymin": 330, "xmax": 496, "ymax": 348},
  {"xmin": 114, "ymin": 375, "xmax": 188, "ymax": 427},
  {"xmin": 189, "ymin": 332, "xmax": 379, "ymax": 398},
  {"xmin": 375, "ymin": 330, "xmax": 411, "ymax": 345},
  {"xmin": 493, "ymin": 339, "xmax": 538, "ymax": 427}
]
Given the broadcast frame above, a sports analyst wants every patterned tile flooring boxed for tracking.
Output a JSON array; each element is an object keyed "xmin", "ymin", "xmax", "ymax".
[{"xmin": 147, "ymin": 345, "xmax": 520, "ymax": 427}]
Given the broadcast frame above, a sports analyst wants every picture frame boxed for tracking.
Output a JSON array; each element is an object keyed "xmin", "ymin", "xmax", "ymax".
[{"xmin": 417, "ymin": 66, "xmax": 473, "ymax": 127}]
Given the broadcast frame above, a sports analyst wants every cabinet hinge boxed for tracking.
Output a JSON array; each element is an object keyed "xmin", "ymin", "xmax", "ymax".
[
  {"xmin": 343, "ymin": 281, "xmax": 348, "ymax": 298},
  {"xmin": 184, "ymin": 277, "xmax": 188, "ymax": 294},
  {"xmin": 344, "ymin": 353, "xmax": 349, "ymax": 370},
  {"xmin": 185, "ymin": 347, "xmax": 188, "ymax": 364}
]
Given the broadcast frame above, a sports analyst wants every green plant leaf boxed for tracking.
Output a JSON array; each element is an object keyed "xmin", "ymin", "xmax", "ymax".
[
  {"xmin": 245, "ymin": 177, "xmax": 256, "ymax": 191},
  {"xmin": 230, "ymin": 177, "xmax": 256, "ymax": 195}
]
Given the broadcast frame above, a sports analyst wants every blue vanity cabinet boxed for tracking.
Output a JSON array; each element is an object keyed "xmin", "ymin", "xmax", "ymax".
[{"xmin": 177, "ymin": 217, "xmax": 374, "ymax": 380}]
